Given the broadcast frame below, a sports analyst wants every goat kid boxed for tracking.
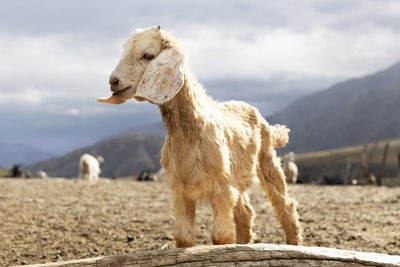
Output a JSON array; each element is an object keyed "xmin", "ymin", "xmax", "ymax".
[
  {"xmin": 79, "ymin": 154, "xmax": 104, "ymax": 184},
  {"xmin": 97, "ymin": 26, "xmax": 303, "ymax": 247}
]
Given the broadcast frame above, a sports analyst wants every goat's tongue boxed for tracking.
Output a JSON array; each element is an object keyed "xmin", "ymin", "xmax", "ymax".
[{"xmin": 96, "ymin": 95, "xmax": 125, "ymax": 104}]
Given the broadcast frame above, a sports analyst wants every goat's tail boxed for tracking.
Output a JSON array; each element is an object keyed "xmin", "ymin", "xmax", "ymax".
[{"xmin": 270, "ymin": 124, "xmax": 290, "ymax": 148}]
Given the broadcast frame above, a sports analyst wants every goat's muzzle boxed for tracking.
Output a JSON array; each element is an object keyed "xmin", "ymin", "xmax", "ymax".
[{"xmin": 109, "ymin": 76, "xmax": 119, "ymax": 92}]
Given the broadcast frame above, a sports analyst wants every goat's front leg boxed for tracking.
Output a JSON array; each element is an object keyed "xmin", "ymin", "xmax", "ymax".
[
  {"xmin": 210, "ymin": 185, "xmax": 237, "ymax": 245},
  {"xmin": 234, "ymin": 192, "xmax": 255, "ymax": 244},
  {"xmin": 173, "ymin": 191, "xmax": 196, "ymax": 248}
]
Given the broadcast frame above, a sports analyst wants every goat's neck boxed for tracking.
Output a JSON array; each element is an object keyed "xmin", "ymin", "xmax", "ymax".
[{"xmin": 159, "ymin": 71, "xmax": 212, "ymax": 138}]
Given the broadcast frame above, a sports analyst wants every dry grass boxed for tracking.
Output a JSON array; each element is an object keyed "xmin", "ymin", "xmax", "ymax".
[{"xmin": 0, "ymin": 168, "xmax": 9, "ymax": 177}]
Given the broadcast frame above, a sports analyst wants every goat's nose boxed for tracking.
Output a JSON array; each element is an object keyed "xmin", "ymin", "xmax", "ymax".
[{"xmin": 109, "ymin": 76, "xmax": 119, "ymax": 91}]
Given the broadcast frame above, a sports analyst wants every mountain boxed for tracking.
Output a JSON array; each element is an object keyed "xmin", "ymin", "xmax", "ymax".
[
  {"xmin": 127, "ymin": 121, "xmax": 166, "ymax": 137},
  {"xmin": 269, "ymin": 61, "xmax": 400, "ymax": 153},
  {"xmin": 0, "ymin": 142, "xmax": 53, "ymax": 169},
  {"xmin": 25, "ymin": 133, "xmax": 165, "ymax": 178},
  {"xmin": 294, "ymin": 137, "xmax": 400, "ymax": 184}
]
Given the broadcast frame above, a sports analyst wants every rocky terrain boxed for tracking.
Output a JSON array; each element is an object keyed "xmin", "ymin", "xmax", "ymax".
[{"xmin": 1, "ymin": 178, "xmax": 399, "ymax": 266}]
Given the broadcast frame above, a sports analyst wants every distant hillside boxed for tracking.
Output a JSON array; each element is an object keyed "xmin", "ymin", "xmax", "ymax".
[
  {"xmin": 294, "ymin": 137, "xmax": 400, "ymax": 184},
  {"xmin": 25, "ymin": 134, "xmax": 164, "ymax": 178},
  {"xmin": 296, "ymin": 138, "xmax": 400, "ymax": 165},
  {"xmin": 0, "ymin": 142, "xmax": 53, "ymax": 169},
  {"xmin": 269, "ymin": 61, "xmax": 400, "ymax": 153},
  {"xmin": 127, "ymin": 122, "xmax": 166, "ymax": 137},
  {"xmin": 0, "ymin": 168, "xmax": 9, "ymax": 177}
]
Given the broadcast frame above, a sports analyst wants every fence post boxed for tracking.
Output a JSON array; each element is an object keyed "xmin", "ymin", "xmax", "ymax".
[
  {"xmin": 397, "ymin": 151, "xmax": 400, "ymax": 179},
  {"xmin": 361, "ymin": 144, "xmax": 373, "ymax": 184},
  {"xmin": 376, "ymin": 143, "xmax": 390, "ymax": 186},
  {"xmin": 343, "ymin": 157, "xmax": 351, "ymax": 185}
]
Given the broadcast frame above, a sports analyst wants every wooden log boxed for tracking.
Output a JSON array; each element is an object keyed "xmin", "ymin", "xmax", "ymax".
[{"xmin": 19, "ymin": 244, "xmax": 400, "ymax": 267}]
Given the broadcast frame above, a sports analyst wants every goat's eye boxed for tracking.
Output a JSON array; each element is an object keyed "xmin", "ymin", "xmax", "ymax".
[{"xmin": 142, "ymin": 53, "xmax": 155, "ymax": 60}]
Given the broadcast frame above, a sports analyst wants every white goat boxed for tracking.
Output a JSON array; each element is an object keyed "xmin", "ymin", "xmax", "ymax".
[
  {"xmin": 154, "ymin": 167, "xmax": 167, "ymax": 182},
  {"xmin": 97, "ymin": 26, "xmax": 302, "ymax": 247},
  {"xmin": 282, "ymin": 152, "xmax": 298, "ymax": 184},
  {"xmin": 78, "ymin": 154, "xmax": 104, "ymax": 183},
  {"xmin": 36, "ymin": 170, "xmax": 48, "ymax": 178}
]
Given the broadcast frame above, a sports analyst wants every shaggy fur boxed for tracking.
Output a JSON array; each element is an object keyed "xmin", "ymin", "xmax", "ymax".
[
  {"xmin": 97, "ymin": 26, "xmax": 303, "ymax": 247},
  {"xmin": 78, "ymin": 154, "xmax": 104, "ymax": 184},
  {"xmin": 282, "ymin": 152, "xmax": 299, "ymax": 184}
]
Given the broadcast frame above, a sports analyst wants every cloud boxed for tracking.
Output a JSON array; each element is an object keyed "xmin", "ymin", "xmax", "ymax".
[
  {"xmin": 2, "ymin": 1, "xmax": 400, "ymax": 85},
  {"xmin": 1, "ymin": 0, "xmax": 400, "ymax": 154},
  {"xmin": 0, "ymin": 86, "xmax": 43, "ymax": 103},
  {"xmin": 0, "ymin": 32, "xmax": 123, "ymax": 114},
  {"xmin": 0, "ymin": 32, "xmax": 115, "ymax": 90},
  {"xmin": 177, "ymin": 8, "xmax": 400, "ymax": 82},
  {"xmin": 66, "ymin": 108, "xmax": 79, "ymax": 115}
]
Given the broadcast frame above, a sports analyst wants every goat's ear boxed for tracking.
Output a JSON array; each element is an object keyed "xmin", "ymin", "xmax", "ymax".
[{"xmin": 135, "ymin": 48, "xmax": 186, "ymax": 105}]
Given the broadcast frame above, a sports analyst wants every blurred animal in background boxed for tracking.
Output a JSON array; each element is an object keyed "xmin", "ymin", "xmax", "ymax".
[
  {"xmin": 36, "ymin": 170, "xmax": 48, "ymax": 178},
  {"xmin": 10, "ymin": 164, "xmax": 23, "ymax": 177},
  {"xmin": 154, "ymin": 167, "xmax": 167, "ymax": 182},
  {"xmin": 97, "ymin": 26, "xmax": 303, "ymax": 247},
  {"xmin": 78, "ymin": 154, "xmax": 104, "ymax": 183},
  {"xmin": 10, "ymin": 164, "xmax": 31, "ymax": 178},
  {"xmin": 137, "ymin": 169, "xmax": 157, "ymax": 181},
  {"xmin": 281, "ymin": 152, "xmax": 298, "ymax": 184}
]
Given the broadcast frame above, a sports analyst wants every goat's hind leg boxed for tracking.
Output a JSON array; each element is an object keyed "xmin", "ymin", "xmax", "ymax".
[
  {"xmin": 258, "ymin": 151, "xmax": 303, "ymax": 245},
  {"xmin": 173, "ymin": 192, "xmax": 196, "ymax": 248},
  {"xmin": 233, "ymin": 192, "xmax": 255, "ymax": 244}
]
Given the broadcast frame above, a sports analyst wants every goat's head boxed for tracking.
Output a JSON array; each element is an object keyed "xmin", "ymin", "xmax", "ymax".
[
  {"xmin": 283, "ymin": 152, "xmax": 296, "ymax": 162},
  {"xmin": 97, "ymin": 26, "xmax": 187, "ymax": 105},
  {"xmin": 95, "ymin": 155, "xmax": 104, "ymax": 163}
]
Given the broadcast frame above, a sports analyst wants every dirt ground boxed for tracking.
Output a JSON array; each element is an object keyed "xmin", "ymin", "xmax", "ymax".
[{"xmin": 0, "ymin": 178, "xmax": 399, "ymax": 266}]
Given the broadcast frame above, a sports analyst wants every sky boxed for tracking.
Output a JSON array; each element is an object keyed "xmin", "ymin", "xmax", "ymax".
[{"xmin": 1, "ymin": 0, "xmax": 400, "ymax": 155}]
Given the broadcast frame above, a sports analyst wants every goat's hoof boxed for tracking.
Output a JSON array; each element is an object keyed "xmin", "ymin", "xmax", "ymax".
[
  {"xmin": 212, "ymin": 236, "xmax": 235, "ymax": 245},
  {"xmin": 175, "ymin": 240, "xmax": 195, "ymax": 248}
]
